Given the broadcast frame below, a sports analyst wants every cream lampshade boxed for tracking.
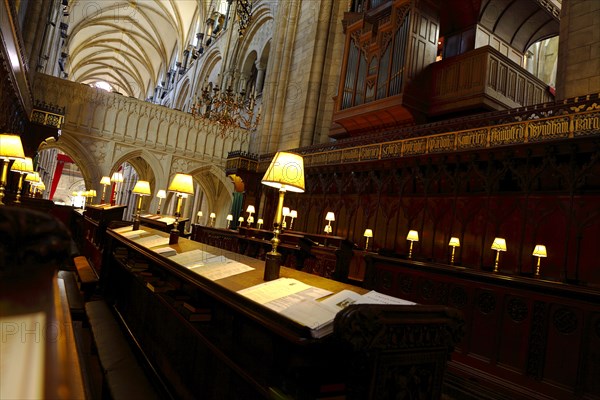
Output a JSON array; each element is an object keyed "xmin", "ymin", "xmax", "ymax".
[
  {"xmin": 364, "ymin": 228, "xmax": 373, "ymax": 251},
  {"xmin": 156, "ymin": 189, "xmax": 166, "ymax": 214},
  {"xmin": 491, "ymin": 237, "xmax": 507, "ymax": 272},
  {"xmin": 449, "ymin": 237, "xmax": 460, "ymax": 264},
  {"xmin": 25, "ymin": 172, "xmax": 41, "ymax": 197},
  {"xmin": 325, "ymin": 212, "xmax": 335, "ymax": 235},
  {"xmin": 167, "ymin": 173, "xmax": 194, "ymax": 244},
  {"xmin": 289, "ymin": 209, "xmax": 298, "ymax": 230},
  {"xmin": 196, "ymin": 210, "xmax": 203, "ymax": 224},
  {"xmin": 238, "ymin": 216, "xmax": 244, "ymax": 228},
  {"xmin": 110, "ymin": 171, "xmax": 124, "ymax": 205},
  {"xmin": 532, "ymin": 244, "xmax": 547, "ymax": 277},
  {"xmin": 0, "ymin": 134, "xmax": 25, "ymax": 206},
  {"xmin": 10, "ymin": 157, "xmax": 34, "ymax": 204},
  {"xmin": 100, "ymin": 176, "xmax": 111, "ymax": 203},
  {"xmin": 261, "ymin": 151, "xmax": 305, "ymax": 281},
  {"xmin": 281, "ymin": 207, "xmax": 290, "ymax": 228},
  {"xmin": 226, "ymin": 214, "xmax": 233, "ymax": 229},
  {"xmin": 209, "ymin": 212, "xmax": 216, "ymax": 227},
  {"xmin": 132, "ymin": 180, "xmax": 151, "ymax": 230},
  {"xmin": 257, "ymin": 218, "xmax": 264, "ymax": 229},
  {"xmin": 406, "ymin": 230, "xmax": 419, "ymax": 259},
  {"xmin": 246, "ymin": 205, "xmax": 255, "ymax": 215}
]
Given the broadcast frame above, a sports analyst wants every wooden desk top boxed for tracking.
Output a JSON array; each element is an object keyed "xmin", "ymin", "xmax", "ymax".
[
  {"xmin": 108, "ymin": 226, "xmax": 368, "ymax": 343},
  {"xmin": 111, "ymin": 226, "xmax": 366, "ymax": 296}
]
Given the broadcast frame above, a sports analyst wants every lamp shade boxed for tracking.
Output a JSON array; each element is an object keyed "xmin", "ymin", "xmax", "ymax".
[
  {"xmin": 325, "ymin": 212, "xmax": 335, "ymax": 222},
  {"xmin": 111, "ymin": 172, "xmax": 124, "ymax": 183},
  {"xmin": 449, "ymin": 237, "xmax": 460, "ymax": 247},
  {"xmin": 282, "ymin": 207, "xmax": 290, "ymax": 217},
  {"xmin": 168, "ymin": 173, "xmax": 194, "ymax": 195},
  {"xmin": 0, "ymin": 134, "xmax": 25, "ymax": 160},
  {"xmin": 238, "ymin": 216, "xmax": 244, "ymax": 222},
  {"xmin": 132, "ymin": 180, "xmax": 151, "ymax": 195},
  {"xmin": 197, "ymin": 211, "xmax": 203, "ymax": 217},
  {"xmin": 290, "ymin": 210, "xmax": 297, "ymax": 218},
  {"xmin": 88, "ymin": 189, "xmax": 96, "ymax": 197},
  {"xmin": 257, "ymin": 218, "xmax": 264, "ymax": 225},
  {"xmin": 100, "ymin": 176, "xmax": 111, "ymax": 185},
  {"xmin": 407, "ymin": 230, "xmax": 419, "ymax": 241},
  {"xmin": 261, "ymin": 151, "xmax": 305, "ymax": 193},
  {"xmin": 25, "ymin": 172, "xmax": 40, "ymax": 184},
  {"xmin": 156, "ymin": 189, "xmax": 167, "ymax": 199},
  {"xmin": 532, "ymin": 245, "xmax": 547, "ymax": 257},
  {"xmin": 10, "ymin": 157, "xmax": 34, "ymax": 174},
  {"xmin": 491, "ymin": 237, "xmax": 507, "ymax": 251},
  {"xmin": 364, "ymin": 229, "xmax": 373, "ymax": 238},
  {"xmin": 210, "ymin": 212, "xmax": 216, "ymax": 218},
  {"xmin": 226, "ymin": 214, "xmax": 233, "ymax": 221},
  {"xmin": 246, "ymin": 205, "xmax": 255, "ymax": 213}
]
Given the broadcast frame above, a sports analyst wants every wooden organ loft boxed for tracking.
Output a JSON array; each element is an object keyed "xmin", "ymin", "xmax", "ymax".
[{"xmin": 331, "ymin": 0, "xmax": 558, "ymax": 139}]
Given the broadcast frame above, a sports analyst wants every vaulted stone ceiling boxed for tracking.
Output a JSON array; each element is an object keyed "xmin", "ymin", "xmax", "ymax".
[{"xmin": 65, "ymin": 0, "xmax": 212, "ymax": 99}]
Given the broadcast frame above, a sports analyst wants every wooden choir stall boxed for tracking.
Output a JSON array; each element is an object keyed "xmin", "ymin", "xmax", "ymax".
[{"xmin": 102, "ymin": 225, "xmax": 464, "ymax": 399}]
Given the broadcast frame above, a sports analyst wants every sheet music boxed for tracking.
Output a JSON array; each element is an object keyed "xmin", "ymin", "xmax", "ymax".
[
  {"xmin": 157, "ymin": 217, "xmax": 176, "ymax": 224},
  {"xmin": 360, "ymin": 290, "xmax": 416, "ymax": 305},
  {"xmin": 0, "ymin": 312, "xmax": 46, "ymax": 400},
  {"xmin": 121, "ymin": 229, "xmax": 147, "ymax": 238},
  {"xmin": 278, "ymin": 299, "xmax": 339, "ymax": 332},
  {"xmin": 237, "ymin": 278, "xmax": 314, "ymax": 305},
  {"xmin": 132, "ymin": 235, "xmax": 170, "ymax": 248},
  {"xmin": 113, "ymin": 225, "xmax": 133, "ymax": 233},
  {"xmin": 263, "ymin": 287, "xmax": 333, "ymax": 313},
  {"xmin": 169, "ymin": 249, "xmax": 213, "ymax": 268},
  {"xmin": 189, "ymin": 259, "xmax": 254, "ymax": 281}
]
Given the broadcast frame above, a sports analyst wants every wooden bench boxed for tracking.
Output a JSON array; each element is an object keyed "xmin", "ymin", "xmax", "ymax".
[
  {"xmin": 73, "ymin": 255, "xmax": 99, "ymax": 300},
  {"xmin": 57, "ymin": 270, "xmax": 85, "ymax": 321},
  {"xmin": 85, "ymin": 300, "xmax": 162, "ymax": 400}
]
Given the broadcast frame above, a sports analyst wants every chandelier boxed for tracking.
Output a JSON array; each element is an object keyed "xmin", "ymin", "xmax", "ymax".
[{"xmin": 191, "ymin": 83, "xmax": 261, "ymax": 137}]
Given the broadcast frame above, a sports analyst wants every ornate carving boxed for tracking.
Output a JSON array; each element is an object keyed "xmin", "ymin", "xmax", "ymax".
[
  {"xmin": 398, "ymin": 274, "xmax": 413, "ymax": 294},
  {"xmin": 449, "ymin": 287, "xmax": 468, "ymax": 309},
  {"xmin": 477, "ymin": 292, "xmax": 496, "ymax": 314},
  {"xmin": 507, "ymin": 297, "xmax": 528, "ymax": 322},
  {"xmin": 420, "ymin": 279, "xmax": 434, "ymax": 300},
  {"xmin": 553, "ymin": 307, "xmax": 578, "ymax": 335},
  {"xmin": 526, "ymin": 301, "xmax": 548, "ymax": 378}
]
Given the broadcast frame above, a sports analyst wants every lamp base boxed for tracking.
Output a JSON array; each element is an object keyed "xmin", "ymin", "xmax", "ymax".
[
  {"xmin": 169, "ymin": 228, "xmax": 179, "ymax": 245},
  {"xmin": 264, "ymin": 252, "xmax": 282, "ymax": 281},
  {"xmin": 133, "ymin": 219, "xmax": 140, "ymax": 231}
]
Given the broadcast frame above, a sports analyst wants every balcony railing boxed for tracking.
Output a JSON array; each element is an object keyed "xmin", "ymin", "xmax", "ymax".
[{"xmin": 429, "ymin": 46, "xmax": 554, "ymax": 117}]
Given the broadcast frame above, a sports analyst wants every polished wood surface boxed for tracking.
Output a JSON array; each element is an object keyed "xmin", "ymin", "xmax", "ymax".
[
  {"xmin": 103, "ymin": 226, "xmax": 463, "ymax": 399},
  {"xmin": 0, "ymin": 272, "xmax": 86, "ymax": 400},
  {"xmin": 364, "ymin": 253, "xmax": 600, "ymax": 400}
]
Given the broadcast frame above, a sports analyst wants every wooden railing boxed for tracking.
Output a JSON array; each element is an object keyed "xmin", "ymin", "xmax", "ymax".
[{"xmin": 429, "ymin": 46, "xmax": 554, "ymax": 116}]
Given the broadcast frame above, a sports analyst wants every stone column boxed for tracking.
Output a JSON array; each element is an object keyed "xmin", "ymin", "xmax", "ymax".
[
  {"xmin": 555, "ymin": 0, "xmax": 600, "ymax": 100},
  {"xmin": 255, "ymin": 61, "xmax": 266, "ymax": 94}
]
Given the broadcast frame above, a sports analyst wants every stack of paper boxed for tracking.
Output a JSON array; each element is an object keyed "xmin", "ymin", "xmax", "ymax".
[
  {"xmin": 238, "ymin": 282, "xmax": 415, "ymax": 338},
  {"xmin": 132, "ymin": 234, "xmax": 170, "ymax": 249}
]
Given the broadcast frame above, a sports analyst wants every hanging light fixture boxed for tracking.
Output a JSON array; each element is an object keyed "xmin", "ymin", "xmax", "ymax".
[{"xmin": 190, "ymin": 80, "xmax": 261, "ymax": 137}]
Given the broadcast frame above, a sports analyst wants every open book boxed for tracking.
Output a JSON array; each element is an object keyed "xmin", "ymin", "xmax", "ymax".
[
  {"xmin": 280, "ymin": 289, "xmax": 415, "ymax": 338},
  {"xmin": 239, "ymin": 281, "xmax": 414, "ymax": 338}
]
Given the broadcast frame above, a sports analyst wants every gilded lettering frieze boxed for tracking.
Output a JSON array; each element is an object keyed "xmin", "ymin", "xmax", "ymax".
[
  {"xmin": 489, "ymin": 124, "xmax": 525, "ymax": 146},
  {"xmin": 573, "ymin": 112, "xmax": 600, "ymax": 137},
  {"xmin": 528, "ymin": 117, "xmax": 570, "ymax": 142},
  {"xmin": 427, "ymin": 133, "xmax": 455, "ymax": 153},
  {"xmin": 457, "ymin": 129, "xmax": 488, "ymax": 150}
]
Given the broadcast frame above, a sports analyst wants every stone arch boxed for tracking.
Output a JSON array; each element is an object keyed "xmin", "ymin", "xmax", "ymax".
[
  {"xmin": 37, "ymin": 135, "xmax": 100, "ymax": 194},
  {"xmin": 175, "ymin": 77, "xmax": 191, "ymax": 111}
]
